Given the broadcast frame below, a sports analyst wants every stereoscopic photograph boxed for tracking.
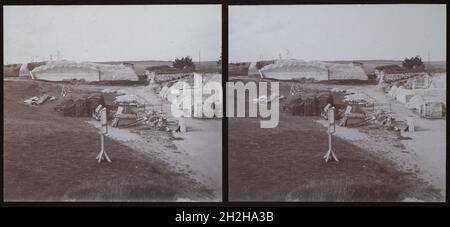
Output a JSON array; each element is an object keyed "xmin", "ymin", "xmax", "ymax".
[
  {"xmin": 3, "ymin": 5, "xmax": 222, "ymax": 201},
  {"xmin": 3, "ymin": 2, "xmax": 447, "ymax": 207},
  {"xmin": 228, "ymin": 4, "xmax": 446, "ymax": 202}
]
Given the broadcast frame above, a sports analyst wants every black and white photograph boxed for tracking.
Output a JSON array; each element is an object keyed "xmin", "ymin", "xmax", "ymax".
[
  {"xmin": 2, "ymin": 1, "xmax": 449, "ymax": 219},
  {"xmin": 3, "ymin": 5, "xmax": 222, "ymax": 201},
  {"xmin": 228, "ymin": 4, "xmax": 446, "ymax": 202}
]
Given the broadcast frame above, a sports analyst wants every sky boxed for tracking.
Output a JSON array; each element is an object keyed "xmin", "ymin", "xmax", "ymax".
[
  {"xmin": 3, "ymin": 5, "xmax": 221, "ymax": 64},
  {"xmin": 229, "ymin": 5, "xmax": 446, "ymax": 62}
]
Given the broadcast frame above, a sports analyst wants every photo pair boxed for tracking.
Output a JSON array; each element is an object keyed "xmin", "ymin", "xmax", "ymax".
[{"xmin": 2, "ymin": 3, "xmax": 447, "ymax": 206}]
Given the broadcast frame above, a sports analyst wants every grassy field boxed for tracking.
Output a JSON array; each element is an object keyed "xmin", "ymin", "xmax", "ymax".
[
  {"xmin": 3, "ymin": 80, "xmax": 213, "ymax": 201},
  {"xmin": 228, "ymin": 79, "xmax": 440, "ymax": 201}
]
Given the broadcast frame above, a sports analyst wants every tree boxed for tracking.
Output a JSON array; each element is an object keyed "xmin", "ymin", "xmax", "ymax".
[
  {"xmin": 173, "ymin": 56, "xmax": 195, "ymax": 70},
  {"xmin": 402, "ymin": 56, "xmax": 424, "ymax": 70}
]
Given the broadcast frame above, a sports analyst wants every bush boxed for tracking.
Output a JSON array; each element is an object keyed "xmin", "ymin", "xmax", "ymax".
[{"xmin": 402, "ymin": 56, "xmax": 424, "ymax": 70}]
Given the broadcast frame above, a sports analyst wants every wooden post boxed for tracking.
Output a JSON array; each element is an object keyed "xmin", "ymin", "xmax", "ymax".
[
  {"xmin": 96, "ymin": 108, "xmax": 111, "ymax": 163},
  {"xmin": 407, "ymin": 117, "xmax": 415, "ymax": 132},
  {"xmin": 324, "ymin": 107, "xmax": 338, "ymax": 162},
  {"xmin": 179, "ymin": 117, "xmax": 187, "ymax": 132}
]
